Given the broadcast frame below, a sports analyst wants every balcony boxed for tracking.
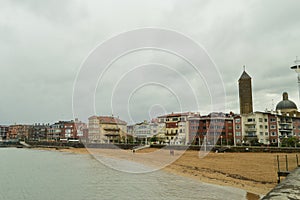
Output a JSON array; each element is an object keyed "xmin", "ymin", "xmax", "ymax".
[
  {"xmin": 245, "ymin": 121, "xmax": 256, "ymax": 125},
  {"xmin": 165, "ymin": 132, "xmax": 178, "ymax": 136},
  {"xmin": 245, "ymin": 134, "xmax": 257, "ymax": 137},
  {"xmin": 279, "ymin": 121, "xmax": 292, "ymax": 125},
  {"xmin": 279, "ymin": 127, "xmax": 292, "ymax": 131},
  {"xmin": 245, "ymin": 128, "xmax": 257, "ymax": 132}
]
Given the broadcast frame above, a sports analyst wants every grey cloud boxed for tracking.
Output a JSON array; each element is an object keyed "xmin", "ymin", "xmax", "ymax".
[{"xmin": 0, "ymin": 0, "xmax": 299, "ymax": 124}]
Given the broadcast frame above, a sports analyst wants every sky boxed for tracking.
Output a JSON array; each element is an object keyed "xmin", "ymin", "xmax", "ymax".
[{"xmin": 0, "ymin": 0, "xmax": 300, "ymax": 125}]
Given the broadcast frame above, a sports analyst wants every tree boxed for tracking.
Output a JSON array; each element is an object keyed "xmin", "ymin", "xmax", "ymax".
[{"xmin": 281, "ymin": 137, "xmax": 299, "ymax": 147}]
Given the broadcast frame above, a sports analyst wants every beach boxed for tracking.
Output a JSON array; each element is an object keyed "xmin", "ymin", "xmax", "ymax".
[{"xmin": 37, "ymin": 147, "xmax": 299, "ymax": 197}]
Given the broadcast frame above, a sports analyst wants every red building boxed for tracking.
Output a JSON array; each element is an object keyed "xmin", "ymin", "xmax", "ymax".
[
  {"xmin": 233, "ymin": 115, "xmax": 243, "ymax": 145},
  {"xmin": 189, "ymin": 112, "xmax": 235, "ymax": 146},
  {"xmin": 47, "ymin": 119, "xmax": 86, "ymax": 141}
]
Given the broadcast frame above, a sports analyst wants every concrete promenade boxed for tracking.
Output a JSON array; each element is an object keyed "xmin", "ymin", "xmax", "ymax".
[{"xmin": 262, "ymin": 167, "xmax": 300, "ymax": 199}]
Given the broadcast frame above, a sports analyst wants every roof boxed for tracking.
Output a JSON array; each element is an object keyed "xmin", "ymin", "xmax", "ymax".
[
  {"xmin": 276, "ymin": 92, "xmax": 297, "ymax": 111},
  {"xmin": 98, "ymin": 116, "xmax": 127, "ymax": 125},
  {"xmin": 157, "ymin": 112, "xmax": 198, "ymax": 118},
  {"xmin": 239, "ymin": 70, "xmax": 251, "ymax": 80}
]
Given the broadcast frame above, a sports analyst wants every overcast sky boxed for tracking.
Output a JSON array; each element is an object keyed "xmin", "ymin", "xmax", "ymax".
[{"xmin": 1, "ymin": 0, "xmax": 300, "ymax": 125}]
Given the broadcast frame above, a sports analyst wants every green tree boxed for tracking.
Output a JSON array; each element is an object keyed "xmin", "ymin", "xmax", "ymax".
[{"xmin": 281, "ymin": 137, "xmax": 299, "ymax": 147}]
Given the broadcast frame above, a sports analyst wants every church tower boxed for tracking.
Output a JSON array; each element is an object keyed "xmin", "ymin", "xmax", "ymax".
[{"xmin": 238, "ymin": 67, "xmax": 253, "ymax": 114}]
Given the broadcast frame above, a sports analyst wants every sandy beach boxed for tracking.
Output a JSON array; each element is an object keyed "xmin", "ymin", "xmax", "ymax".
[{"xmin": 36, "ymin": 147, "xmax": 299, "ymax": 197}]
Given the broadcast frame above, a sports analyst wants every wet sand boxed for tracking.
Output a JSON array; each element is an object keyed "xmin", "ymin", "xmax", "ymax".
[{"xmin": 35, "ymin": 147, "xmax": 299, "ymax": 198}]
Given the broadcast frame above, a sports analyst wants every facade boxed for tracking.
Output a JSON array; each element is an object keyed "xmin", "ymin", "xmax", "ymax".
[
  {"xmin": 127, "ymin": 120, "xmax": 159, "ymax": 144},
  {"xmin": 0, "ymin": 126, "xmax": 9, "ymax": 140},
  {"xmin": 28, "ymin": 123, "xmax": 49, "ymax": 141},
  {"xmin": 158, "ymin": 112, "xmax": 199, "ymax": 145},
  {"xmin": 233, "ymin": 115, "xmax": 243, "ymax": 145},
  {"xmin": 241, "ymin": 112, "xmax": 276, "ymax": 145},
  {"xmin": 7, "ymin": 124, "xmax": 33, "ymax": 141},
  {"xmin": 238, "ymin": 69, "xmax": 253, "ymax": 115},
  {"xmin": 47, "ymin": 119, "xmax": 84, "ymax": 141},
  {"xmin": 88, "ymin": 116, "xmax": 127, "ymax": 143},
  {"xmin": 189, "ymin": 112, "xmax": 235, "ymax": 146},
  {"xmin": 47, "ymin": 122, "xmax": 63, "ymax": 141}
]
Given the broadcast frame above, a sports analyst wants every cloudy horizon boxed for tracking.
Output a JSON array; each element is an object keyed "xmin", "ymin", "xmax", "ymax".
[{"xmin": 1, "ymin": 0, "xmax": 299, "ymax": 125}]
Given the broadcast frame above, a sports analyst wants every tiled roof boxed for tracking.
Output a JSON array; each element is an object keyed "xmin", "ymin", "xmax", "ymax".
[
  {"xmin": 158, "ymin": 112, "xmax": 198, "ymax": 118},
  {"xmin": 97, "ymin": 116, "xmax": 127, "ymax": 125}
]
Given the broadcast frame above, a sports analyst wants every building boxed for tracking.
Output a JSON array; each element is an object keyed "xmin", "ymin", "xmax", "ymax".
[
  {"xmin": 28, "ymin": 123, "xmax": 49, "ymax": 141},
  {"xmin": 240, "ymin": 112, "xmax": 277, "ymax": 145},
  {"xmin": 158, "ymin": 112, "xmax": 199, "ymax": 145},
  {"xmin": 0, "ymin": 126, "xmax": 9, "ymax": 140},
  {"xmin": 189, "ymin": 112, "xmax": 235, "ymax": 146},
  {"xmin": 47, "ymin": 119, "xmax": 84, "ymax": 141},
  {"xmin": 127, "ymin": 120, "xmax": 159, "ymax": 144},
  {"xmin": 238, "ymin": 68, "xmax": 253, "ymax": 115},
  {"xmin": 275, "ymin": 92, "xmax": 300, "ymax": 144},
  {"xmin": 7, "ymin": 124, "xmax": 32, "ymax": 141},
  {"xmin": 88, "ymin": 116, "xmax": 127, "ymax": 143}
]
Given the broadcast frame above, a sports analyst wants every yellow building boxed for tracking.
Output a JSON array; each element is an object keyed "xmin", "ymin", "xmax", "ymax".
[{"xmin": 88, "ymin": 116, "xmax": 127, "ymax": 143}]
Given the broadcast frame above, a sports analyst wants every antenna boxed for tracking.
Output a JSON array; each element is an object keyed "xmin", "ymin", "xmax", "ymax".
[
  {"xmin": 291, "ymin": 57, "xmax": 300, "ymax": 107},
  {"xmin": 295, "ymin": 56, "xmax": 300, "ymax": 66},
  {"xmin": 243, "ymin": 65, "xmax": 246, "ymax": 71}
]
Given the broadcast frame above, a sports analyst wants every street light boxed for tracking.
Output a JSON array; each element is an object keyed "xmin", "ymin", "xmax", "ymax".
[{"xmin": 220, "ymin": 135, "xmax": 223, "ymax": 147}]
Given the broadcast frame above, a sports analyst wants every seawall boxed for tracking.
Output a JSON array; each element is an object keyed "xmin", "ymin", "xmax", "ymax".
[{"xmin": 262, "ymin": 167, "xmax": 300, "ymax": 199}]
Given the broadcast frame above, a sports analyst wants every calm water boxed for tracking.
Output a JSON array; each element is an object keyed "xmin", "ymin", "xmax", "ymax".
[{"xmin": 0, "ymin": 148, "xmax": 246, "ymax": 200}]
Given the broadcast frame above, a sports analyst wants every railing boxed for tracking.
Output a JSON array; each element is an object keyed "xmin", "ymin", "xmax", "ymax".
[
  {"xmin": 276, "ymin": 154, "xmax": 300, "ymax": 183},
  {"xmin": 245, "ymin": 128, "xmax": 257, "ymax": 132}
]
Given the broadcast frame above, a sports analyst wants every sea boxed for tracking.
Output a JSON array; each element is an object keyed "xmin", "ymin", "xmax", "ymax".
[{"xmin": 0, "ymin": 148, "xmax": 246, "ymax": 200}]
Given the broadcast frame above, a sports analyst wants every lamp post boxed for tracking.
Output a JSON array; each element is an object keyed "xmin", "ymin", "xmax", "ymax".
[
  {"xmin": 220, "ymin": 135, "xmax": 223, "ymax": 147},
  {"xmin": 291, "ymin": 57, "xmax": 300, "ymax": 105}
]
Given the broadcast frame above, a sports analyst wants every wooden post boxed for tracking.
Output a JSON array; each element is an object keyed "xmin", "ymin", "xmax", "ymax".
[
  {"xmin": 285, "ymin": 155, "xmax": 288, "ymax": 171},
  {"xmin": 277, "ymin": 155, "xmax": 280, "ymax": 183},
  {"xmin": 277, "ymin": 155, "xmax": 280, "ymax": 172}
]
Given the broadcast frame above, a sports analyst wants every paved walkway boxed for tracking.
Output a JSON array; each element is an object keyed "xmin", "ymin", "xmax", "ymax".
[{"xmin": 262, "ymin": 167, "xmax": 300, "ymax": 200}]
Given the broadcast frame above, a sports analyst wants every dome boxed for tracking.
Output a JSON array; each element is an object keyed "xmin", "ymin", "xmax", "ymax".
[{"xmin": 276, "ymin": 92, "xmax": 297, "ymax": 111}]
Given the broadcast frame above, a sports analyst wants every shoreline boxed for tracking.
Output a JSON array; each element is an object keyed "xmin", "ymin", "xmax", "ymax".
[{"xmin": 31, "ymin": 147, "xmax": 299, "ymax": 199}]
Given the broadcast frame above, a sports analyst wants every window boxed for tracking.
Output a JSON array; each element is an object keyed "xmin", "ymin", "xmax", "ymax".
[
  {"xmin": 259, "ymin": 118, "xmax": 263, "ymax": 122},
  {"xmin": 272, "ymin": 139, "xmax": 277, "ymax": 143},
  {"xmin": 259, "ymin": 125, "xmax": 263, "ymax": 128},
  {"xmin": 235, "ymin": 118, "xmax": 240, "ymax": 123},
  {"xmin": 235, "ymin": 125, "xmax": 240, "ymax": 129},
  {"xmin": 264, "ymin": 118, "xmax": 268, "ymax": 122},
  {"xmin": 271, "ymin": 125, "xmax": 276, "ymax": 129},
  {"xmin": 271, "ymin": 132, "xmax": 276, "ymax": 136},
  {"xmin": 235, "ymin": 132, "xmax": 241, "ymax": 136},
  {"xmin": 265, "ymin": 125, "xmax": 268, "ymax": 129},
  {"xmin": 271, "ymin": 118, "xmax": 276, "ymax": 122},
  {"xmin": 260, "ymin": 139, "xmax": 264, "ymax": 143},
  {"xmin": 265, "ymin": 132, "xmax": 268, "ymax": 136},
  {"xmin": 260, "ymin": 132, "xmax": 263, "ymax": 136}
]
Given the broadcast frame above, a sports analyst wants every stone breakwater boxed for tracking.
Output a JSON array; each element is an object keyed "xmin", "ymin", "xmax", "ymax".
[{"xmin": 262, "ymin": 167, "xmax": 300, "ymax": 200}]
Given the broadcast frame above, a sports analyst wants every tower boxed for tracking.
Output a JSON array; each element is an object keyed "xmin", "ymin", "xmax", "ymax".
[
  {"xmin": 238, "ymin": 67, "xmax": 253, "ymax": 114},
  {"xmin": 291, "ymin": 57, "xmax": 300, "ymax": 105}
]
